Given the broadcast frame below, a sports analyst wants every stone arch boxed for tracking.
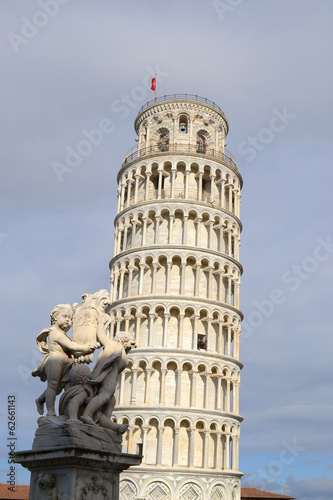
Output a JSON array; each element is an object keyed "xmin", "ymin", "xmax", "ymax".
[
  {"xmin": 145, "ymin": 209, "xmax": 156, "ymax": 246},
  {"xmin": 131, "ymin": 416, "xmax": 144, "ymax": 455},
  {"xmin": 208, "ymin": 361, "xmax": 219, "ymax": 410},
  {"xmin": 178, "ymin": 112, "xmax": 189, "ymax": 134},
  {"xmin": 168, "ymin": 306, "xmax": 180, "ymax": 348},
  {"xmin": 210, "ymin": 310, "xmax": 220, "ymax": 352},
  {"xmin": 184, "ymin": 255, "xmax": 196, "ymax": 297},
  {"xmin": 130, "ymin": 256, "xmax": 140, "ymax": 297},
  {"xmin": 196, "ymin": 363, "xmax": 207, "ymax": 409},
  {"xmin": 207, "ymin": 422, "xmax": 218, "ymax": 468},
  {"xmin": 119, "ymin": 479, "xmax": 138, "ymax": 500},
  {"xmin": 126, "ymin": 306, "xmax": 137, "ymax": 335},
  {"xmin": 209, "ymin": 483, "xmax": 228, "ymax": 500},
  {"xmin": 159, "ymin": 208, "xmax": 170, "ymax": 245},
  {"xmin": 153, "ymin": 306, "xmax": 165, "ymax": 348},
  {"xmin": 156, "ymin": 127, "xmax": 170, "ymax": 152},
  {"xmin": 137, "ymin": 305, "xmax": 150, "ymax": 347},
  {"xmin": 187, "ymin": 162, "xmax": 199, "ymax": 202},
  {"xmin": 194, "ymin": 420, "xmax": 205, "ymax": 468},
  {"xmin": 211, "ymin": 214, "xmax": 220, "ymax": 252},
  {"xmin": 165, "ymin": 360, "xmax": 177, "ymax": 407},
  {"xmin": 120, "ymin": 415, "xmax": 130, "ymax": 453},
  {"xmin": 179, "ymin": 481, "xmax": 203, "ymax": 500},
  {"xmin": 170, "ymin": 254, "xmax": 181, "ymax": 295},
  {"xmin": 150, "ymin": 360, "xmax": 162, "ymax": 406},
  {"xmin": 173, "ymin": 161, "xmax": 186, "ymax": 199},
  {"xmin": 199, "ymin": 257, "xmax": 210, "ymax": 299},
  {"xmin": 145, "ymin": 480, "xmax": 171, "ymax": 500},
  {"xmin": 197, "ymin": 307, "xmax": 209, "ymax": 351},
  {"xmin": 183, "ymin": 306, "xmax": 195, "ymax": 350},
  {"xmin": 162, "ymin": 418, "xmax": 175, "ymax": 466},
  {"xmin": 173, "ymin": 208, "xmax": 184, "ymax": 246},
  {"xmin": 178, "ymin": 418, "xmax": 191, "ymax": 467},
  {"xmin": 136, "ymin": 359, "xmax": 147, "ymax": 406},
  {"xmin": 186, "ymin": 209, "xmax": 197, "ymax": 247},
  {"xmin": 180, "ymin": 361, "xmax": 192, "ymax": 407},
  {"xmin": 145, "ymin": 417, "xmax": 159, "ymax": 465},
  {"xmin": 232, "ymin": 484, "xmax": 240, "ymax": 500},
  {"xmin": 156, "ymin": 254, "xmax": 168, "ymax": 294},
  {"xmin": 141, "ymin": 255, "xmax": 152, "ymax": 295}
]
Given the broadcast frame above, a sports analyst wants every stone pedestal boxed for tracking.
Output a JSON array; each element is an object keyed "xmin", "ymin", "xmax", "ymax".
[{"xmin": 16, "ymin": 446, "xmax": 142, "ymax": 500}]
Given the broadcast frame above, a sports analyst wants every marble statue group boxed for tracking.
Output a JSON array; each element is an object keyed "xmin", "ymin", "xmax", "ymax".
[{"xmin": 32, "ymin": 289, "xmax": 136, "ymax": 436}]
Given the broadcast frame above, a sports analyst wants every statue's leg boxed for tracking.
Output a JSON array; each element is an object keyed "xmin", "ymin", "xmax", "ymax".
[
  {"xmin": 99, "ymin": 395, "xmax": 128, "ymax": 434},
  {"xmin": 44, "ymin": 362, "xmax": 64, "ymax": 416},
  {"xmin": 102, "ymin": 395, "xmax": 116, "ymax": 419},
  {"xmin": 80, "ymin": 389, "xmax": 110, "ymax": 422},
  {"xmin": 98, "ymin": 413, "xmax": 121, "ymax": 431},
  {"xmin": 35, "ymin": 391, "xmax": 46, "ymax": 415},
  {"xmin": 67, "ymin": 391, "xmax": 87, "ymax": 420},
  {"xmin": 81, "ymin": 365, "xmax": 118, "ymax": 421}
]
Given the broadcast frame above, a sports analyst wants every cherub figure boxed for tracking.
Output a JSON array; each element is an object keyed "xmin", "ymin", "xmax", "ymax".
[
  {"xmin": 79, "ymin": 320, "xmax": 136, "ymax": 432},
  {"xmin": 32, "ymin": 304, "xmax": 98, "ymax": 417},
  {"xmin": 59, "ymin": 317, "xmax": 135, "ymax": 433},
  {"xmin": 58, "ymin": 325, "xmax": 135, "ymax": 434}
]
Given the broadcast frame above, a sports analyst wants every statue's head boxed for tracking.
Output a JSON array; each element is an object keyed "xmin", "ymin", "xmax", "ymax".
[
  {"xmin": 69, "ymin": 364, "xmax": 91, "ymax": 386},
  {"xmin": 50, "ymin": 304, "xmax": 73, "ymax": 332},
  {"xmin": 115, "ymin": 331, "xmax": 137, "ymax": 353}
]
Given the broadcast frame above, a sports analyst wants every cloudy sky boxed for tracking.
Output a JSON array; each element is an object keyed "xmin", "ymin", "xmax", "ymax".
[{"xmin": 1, "ymin": 1, "xmax": 333, "ymax": 499}]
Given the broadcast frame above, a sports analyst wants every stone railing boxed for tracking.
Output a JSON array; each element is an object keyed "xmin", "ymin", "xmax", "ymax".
[
  {"xmin": 138, "ymin": 94, "xmax": 226, "ymax": 116},
  {"xmin": 122, "ymin": 143, "xmax": 238, "ymax": 171}
]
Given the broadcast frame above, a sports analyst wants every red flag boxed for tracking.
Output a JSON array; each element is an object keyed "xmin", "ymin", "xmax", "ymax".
[{"xmin": 151, "ymin": 77, "xmax": 156, "ymax": 91}]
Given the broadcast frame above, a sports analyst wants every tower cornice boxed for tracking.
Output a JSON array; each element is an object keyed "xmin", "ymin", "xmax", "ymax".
[
  {"xmin": 114, "ymin": 198, "xmax": 243, "ymax": 230},
  {"xmin": 109, "ymin": 244, "xmax": 243, "ymax": 274},
  {"xmin": 109, "ymin": 294, "xmax": 244, "ymax": 320}
]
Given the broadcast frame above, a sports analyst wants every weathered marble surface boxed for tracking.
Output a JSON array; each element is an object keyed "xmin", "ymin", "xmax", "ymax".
[
  {"xmin": 32, "ymin": 416, "xmax": 122, "ymax": 453},
  {"xmin": 16, "ymin": 447, "xmax": 142, "ymax": 500}
]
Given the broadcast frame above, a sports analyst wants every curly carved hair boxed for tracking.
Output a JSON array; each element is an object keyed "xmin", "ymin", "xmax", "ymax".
[{"xmin": 49, "ymin": 303, "xmax": 73, "ymax": 325}]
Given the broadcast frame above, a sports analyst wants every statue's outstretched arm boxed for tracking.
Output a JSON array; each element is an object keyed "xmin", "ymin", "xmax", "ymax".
[{"xmin": 55, "ymin": 332, "xmax": 95, "ymax": 355}]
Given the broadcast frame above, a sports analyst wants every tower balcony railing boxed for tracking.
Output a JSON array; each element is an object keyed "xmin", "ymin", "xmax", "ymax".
[
  {"xmin": 122, "ymin": 188, "xmax": 234, "ymax": 212},
  {"xmin": 122, "ymin": 143, "xmax": 238, "ymax": 172},
  {"xmin": 138, "ymin": 94, "xmax": 226, "ymax": 116}
]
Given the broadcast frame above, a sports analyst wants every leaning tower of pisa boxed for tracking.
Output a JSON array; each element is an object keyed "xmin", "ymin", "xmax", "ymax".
[{"xmin": 109, "ymin": 95, "xmax": 243, "ymax": 500}]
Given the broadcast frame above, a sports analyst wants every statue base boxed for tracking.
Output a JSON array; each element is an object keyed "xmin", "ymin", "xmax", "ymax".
[
  {"xmin": 16, "ymin": 446, "xmax": 142, "ymax": 500},
  {"xmin": 17, "ymin": 418, "xmax": 141, "ymax": 499},
  {"xmin": 32, "ymin": 416, "xmax": 123, "ymax": 453}
]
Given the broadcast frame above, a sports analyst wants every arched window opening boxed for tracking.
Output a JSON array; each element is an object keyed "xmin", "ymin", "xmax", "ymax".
[
  {"xmin": 179, "ymin": 114, "xmax": 188, "ymax": 133},
  {"xmin": 197, "ymin": 334, "xmax": 206, "ymax": 351},
  {"xmin": 197, "ymin": 133, "xmax": 207, "ymax": 153},
  {"xmin": 150, "ymin": 166, "xmax": 159, "ymax": 197},
  {"xmin": 151, "ymin": 174, "xmax": 158, "ymax": 191},
  {"xmin": 158, "ymin": 132, "xmax": 169, "ymax": 151},
  {"xmin": 141, "ymin": 124, "xmax": 148, "ymax": 145},
  {"xmin": 119, "ymin": 232, "xmax": 124, "ymax": 252}
]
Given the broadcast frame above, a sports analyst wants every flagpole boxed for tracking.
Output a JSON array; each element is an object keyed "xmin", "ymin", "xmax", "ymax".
[{"xmin": 154, "ymin": 73, "xmax": 156, "ymax": 103}]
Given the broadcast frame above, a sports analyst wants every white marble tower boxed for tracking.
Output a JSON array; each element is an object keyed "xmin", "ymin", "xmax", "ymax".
[{"xmin": 109, "ymin": 95, "xmax": 243, "ymax": 500}]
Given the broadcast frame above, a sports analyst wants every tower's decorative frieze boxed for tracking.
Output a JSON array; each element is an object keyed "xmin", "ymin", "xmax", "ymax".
[{"xmin": 109, "ymin": 95, "xmax": 243, "ymax": 500}]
